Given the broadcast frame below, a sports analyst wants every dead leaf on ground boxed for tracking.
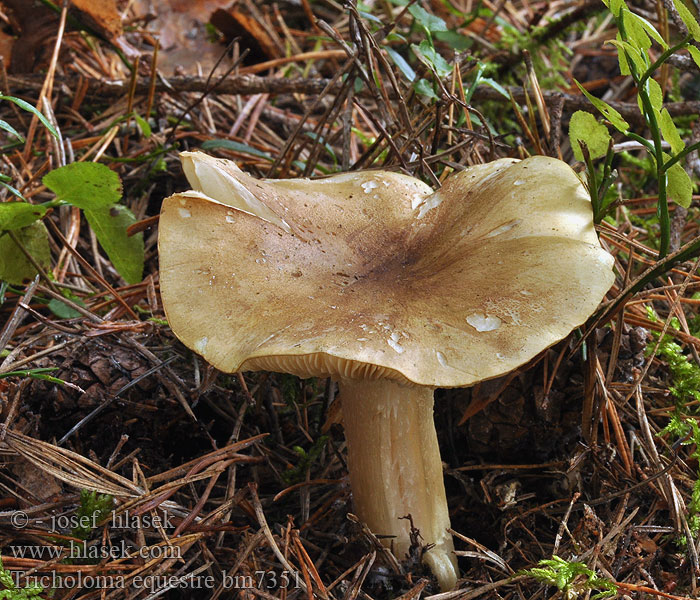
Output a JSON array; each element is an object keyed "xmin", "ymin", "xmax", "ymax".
[
  {"xmin": 210, "ymin": 6, "xmax": 280, "ymax": 63},
  {"xmin": 132, "ymin": 0, "xmax": 233, "ymax": 75},
  {"xmin": 0, "ymin": 0, "xmax": 139, "ymax": 72},
  {"xmin": 0, "ymin": 29, "xmax": 14, "ymax": 66},
  {"xmin": 12, "ymin": 457, "xmax": 63, "ymax": 502},
  {"xmin": 70, "ymin": 0, "xmax": 140, "ymax": 60}
]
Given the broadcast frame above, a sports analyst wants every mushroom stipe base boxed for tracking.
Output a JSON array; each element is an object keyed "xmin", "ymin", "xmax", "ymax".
[{"xmin": 340, "ymin": 379, "xmax": 458, "ymax": 590}]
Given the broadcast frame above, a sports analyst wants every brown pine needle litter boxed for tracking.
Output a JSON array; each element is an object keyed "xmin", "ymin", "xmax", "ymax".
[{"xmin": 1, "ymin": 0, "xmax": 700, "ymax": 598}]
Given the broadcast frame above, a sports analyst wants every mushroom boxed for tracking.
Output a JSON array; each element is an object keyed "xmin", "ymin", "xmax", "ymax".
[{"xmin": 158, "ymin": 151, "xmax": 615, "ymax": 590}]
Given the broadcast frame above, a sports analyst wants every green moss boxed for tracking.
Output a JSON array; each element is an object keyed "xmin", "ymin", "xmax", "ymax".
[
  {"xmin": 519, "ymin": 555, "xmax": 617, "ymax": 599},
  {"xmin": 282, "ymin": 435, "xmax": 329, "ymax": 485},
  {"xmin": 72, "ymin": 489, "xmax": 114, "ymax": 540},
  {"xmin": 648, "ymin": 307, "xmax": 700, "ymax": 542},
  {"xmin": 646, "ymin": 307, "xmax": 700, "ymax": 404},
  {"xmin": 0, "ymin": 555, "xmax": 43, "ymax": 599}
]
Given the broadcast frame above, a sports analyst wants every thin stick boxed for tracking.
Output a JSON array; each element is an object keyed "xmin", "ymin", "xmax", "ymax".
[{"xmin": 45, "ymin": 217, "xmax": 138, "ymax": 319}]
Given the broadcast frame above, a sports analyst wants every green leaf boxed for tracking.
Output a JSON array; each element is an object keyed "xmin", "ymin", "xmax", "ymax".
[
  {"xmin": 2, "ymin": 367, "xmax": 65, "ymax": 386},
  {"xmin": 604, "ymin": 0, "xmax": 629, "ymax": 17},
  {"xmin": 688, "ymin": 45, "xmax": 700, "ymax": 69},
  {"xmin": 408, "ymin": 5, "xmax": 447, "ymax": 33},
  {"xmin": 43, "ymin": 162, "xmax": 122, "ymax": 210},
  {"xmin": 621, "ymin": 9, "xmax": 651, "ymax": 50},
  {"xmin": 0, "ymin": 181, "xmax": 25, "ymax": 201},
  {"xmin": 303, "ymin": 132, "xmax": 337, "ymax": 166},
  {"xmin": 646, "ymin": 78, "xmax": 664, "ymax": 112},
  {"xmin": 464, "ymin": 62, "xmax": 486, "ymax": 102},
  {"xmin": 575, "ymin": 80, "xmax": 630, "ymax": 133},
  {"xmin": 659, "ymin": 108, "xmax": 685, "ymax": 154},
  {"xmin": 667, "ymin": 161, "xmax": 693, "ymax": 208},
  {"xmin": 614, "ymin": 32, "xmax": 631, "ymax": 75},
  {"xmin": 0, "ymin": 119, "xmax": 24, "ymax": 141},
  {"xmin": 48, "ymin": 296, "xmax": 85, "ymax": 319},
  {"xmin": 673, "ymin": 0, "xmax": 700, "ymax": 42},
  {"xmin": 386, "ymin": 32, "xmax": 407, "ymax": 43},
  {"xmin": 358, "ymin": 10, "xmax": 384, "ymax": 24},
  {"xmin": 481, "ymin": 77, "xmax": 509, "ymax": 98},
  {"xmin": 414, "ymin": 77, "xmax": 439, "ymax": 100},
  {"xmin": 412, "ymin": 40, "xmax": 451, "ymax": 78},
  {"xmin": 607, "ymin": 39, "xmax": 648, "ymax": 74},
  {"xmin": 134, "ymin": 113, "xmax": 151, "ymax": 138},
  {"xmin": 0, "ymin": 94, "xmax": 59, "ymax": 139},
  {"xmin": 0, "ymin": 202, "xmax": 47, "ymax": 231},
  {"xmin": 637, "ymin": 76, "xmax": 663, "ymax": 119},
  {"xmin": 201, "ymin": 139, "xmax": 273, "ymax": 161},
  {"xmin": 622, "ymin": 10, "xmax": 668, "ymax": 49},
  {"xmin": 0, "ymin": 222, "xmax": 50, "ymax": 285},
  {"xmin": 385, "ymin": 47, "xmax": 417, "ymax": 81},
  {"xmin": 569, "ymin": 111, "xmax": 612, "ymax": 161},
  {"xmin": 84, "ymin": 204, "xmax": 144, "ymax": 284},
  {"xmin": 433, "ymin": 29, "xmax": 473, "ymax": 51}
]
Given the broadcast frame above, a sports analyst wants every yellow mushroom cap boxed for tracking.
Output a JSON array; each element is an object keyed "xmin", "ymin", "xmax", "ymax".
[{"xmin": 158, "ymin": 152, "xmax": 615, "ymax": 387}]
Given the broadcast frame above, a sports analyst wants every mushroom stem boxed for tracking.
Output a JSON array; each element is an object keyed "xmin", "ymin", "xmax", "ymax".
[{"xmin": 339, "ymin": 379, "xmax": 458, "ymax": 590}]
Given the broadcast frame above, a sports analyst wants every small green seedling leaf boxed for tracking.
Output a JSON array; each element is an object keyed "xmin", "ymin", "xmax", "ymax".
[
  {"xmin": 659, "ymin": 108, "xmax": 685, "ymax": 155},
  {"xmin": 603, "ymin": 0, "xmax": 629, "ymax": 17},
  {"xmin": 386, "ymin": 32, "xmax": 407, "ymax": 43},
  {"xmin": 0, "ymin": 94, "xmax": 59, "ymax": 139},
  {"xmin": 622, "ymin": 9, "xmax": 668, "ymax": 49},
  {"xmin": 0, "ymin": 119, "xmax": 24, "ymax": 142},
  {"xmin": 636, "ymin": 76, "xmax": 663, "ymax": 119},
  {"xmin": 385, "ymin": 47, "xmax": 417, "ymax": 81},
  {"xmin": 0, "ymin": 221, "xmax": 51, "ymax": 285},
  {"xmin": 408, "ymin": 5, "xmax": 447, "ymax": 33},
  {"xmin": 0, "ymin": 181, "xmax": 25, "ymax": 201},
  {"xmin": 43, "ymin": 162, "xmax": 122, "ymax": 210},
  {"xmin": 84, "ymin": 205, "xmax": 144, "ymax": 284},
  {"xmin": 481, "ymin": 77, "xmax": 509, "ymax": 98},
  {"xmin": 569, "ymin": 111, "xmax": 612, "ymax": 161},
  {"xmin": 688, "ymin": 46, "xmax": 700, "ymax": 70},
  {"xmin": 666, "ymin": 161, "xmax": 693, "ymax": 208},
  {"xmin": 303, "ymin": 132, "xmax": 338, "ymax": 166},
  {"xmin": 613, "ymin": 32, "xmax": 631, "ymax": 75},
  {"xmin": 646, "ymin": 78, "xmax": 664, "ymax": 112},
  {"xmin": 412, "ymin": 40, "xmax": 451, "ymax": 78},
  {"xmin": 0, "ymin": 367, "xmax": 66, "ymax": 386},
  {"xmin": 43, "ymin": 162, "xmax": 143, "ymax": 283},
  {"xmin": 434, "ymin": 29, "xmax": 473, "ymax": 51},
  {"xmin": 48, "ymin": 296, "xmax": 85, "ymax": 319},
  {"xmin": 673, "ymin": 0, "xmax": 700, "ymax": 42},
  {"xmin": 134, "ymin": 113, "xmax": 152, "ymax": 138},
  {"xmin": 414, "ymin": 78, "xmax": 439, "ymax": 100},
  {"xmin": 358, "ymin": 10, "xmax": 384, "ymax": 24},
  {"xmin": 0, "ymin": 202, "xmax": 47, "ymax": 231},
  {"xmin": 575, "ymin": 80, "xmax": 630, "ymax": 133},
  {"xmin": 607, "ymin": 39, "xmax": 648, "ymax": 74},
  {"xmin": 621, "ymin": 9, "xmax": 651, "ymax": 50}
]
